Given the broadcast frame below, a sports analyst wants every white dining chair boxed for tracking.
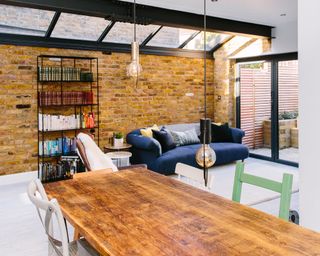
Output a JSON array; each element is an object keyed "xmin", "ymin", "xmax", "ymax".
[
  {"xmin": 175, "ymin": 163, "xmax": 214, "ymax": 191},
  {"xmin": 27, "ymin": 179, "xmax": 99, "ymax": 256}
]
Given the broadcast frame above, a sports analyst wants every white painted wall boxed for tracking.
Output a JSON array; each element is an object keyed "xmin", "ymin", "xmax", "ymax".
[
  {"xmin": 299, "ymin": 0, "xmax": 320, "ymax": 232},
  {"xmin": 271, "ymin": 20, "xmax": 298, "ymax": 53}
]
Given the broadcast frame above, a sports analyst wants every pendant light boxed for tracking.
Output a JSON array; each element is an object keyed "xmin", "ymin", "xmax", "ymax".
[
  {"xmin": 195, "ymin": 0, "xmax": 216, "ymax": 186},
  {"xmin": 126, "ymin": 0, "xmax": 142, "ymax": 82}
]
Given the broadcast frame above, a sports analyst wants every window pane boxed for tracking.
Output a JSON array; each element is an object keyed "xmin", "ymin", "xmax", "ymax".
[
  {"xmin": 184, "ymin": 32, "xmax": 231, "ymax": 50},
  {"xmin": 0, "ymin": 4, "xmax": 54, "ymax": 36},
  {"xmin": 104, "ymin": 22, "xmax": 159, "ymax": 44},
  {"xmin": 147, "ymin": 26, "xmax": 198, "ymax": 48},
  {"xmin": 51, "ymin": 13, "xmax": 110, "ymax": 41}
]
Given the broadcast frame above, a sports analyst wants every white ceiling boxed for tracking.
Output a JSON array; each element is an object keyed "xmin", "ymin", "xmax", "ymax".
[{"xmin": 121, "ymin": 0, "xmax": 297, "ymax": 27}]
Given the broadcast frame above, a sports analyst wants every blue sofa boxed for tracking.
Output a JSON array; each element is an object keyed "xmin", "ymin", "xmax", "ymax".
[{"xmin": 126, "ymin": 123, "xmax": 249, "ymax": 175}]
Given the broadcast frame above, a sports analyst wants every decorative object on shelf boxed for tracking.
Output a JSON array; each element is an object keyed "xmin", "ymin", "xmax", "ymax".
[
  {"xmin": 113, "ymin": 132, "xmax": 124, "ymax": 147},
  {"xmin": 195, "ymin": 0, "xmax": 216, "ymax": 186},
  {"xmin": 126, "ymin": 0, "xmax": 142, "ymax": 84}
]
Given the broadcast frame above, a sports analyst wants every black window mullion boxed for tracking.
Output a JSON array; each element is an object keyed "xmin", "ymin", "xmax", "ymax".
[
  {"xmin": 141, "ymin": 26, "xmax": 162, "ymax": 47},
  {"xmin": 45, "ymin": 11, "xmax": 61, "ymax": 38},
  {"xmin": 210, "ymin": 35, "xmax": 234, "ymax": 53},
  {"xmin": 178, "ymin": 31, "xmax": 201, "ymax": 49},
  {"xmin": 97, "ymin": 21, "xmax": 116, "ymax": 42}
]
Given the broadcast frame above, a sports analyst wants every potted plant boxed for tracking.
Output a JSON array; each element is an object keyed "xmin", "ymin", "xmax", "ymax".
[{"xmin": 113, "ymin": 132, "xmax": 124, "ymax": 147}]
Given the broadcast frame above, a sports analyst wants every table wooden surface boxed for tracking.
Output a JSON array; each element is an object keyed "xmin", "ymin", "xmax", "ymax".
[{"xmin": 44, "ymin": 168, "xmax": 320, "ymax": 256}]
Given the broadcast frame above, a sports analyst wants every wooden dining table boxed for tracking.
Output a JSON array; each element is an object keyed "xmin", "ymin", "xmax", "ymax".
[{"xmin": 44, "ymin": 168, "xmax": 320, "ymax": 256}]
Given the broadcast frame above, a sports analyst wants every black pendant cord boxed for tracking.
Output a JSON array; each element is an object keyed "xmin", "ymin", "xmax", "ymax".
[
  {"xmin": 203, "ymin": 0, "xmax": 207, "ymax": 185},
  {"xmin": 134, "ymin": 0, "xmax": 137, "ymax": 42}
]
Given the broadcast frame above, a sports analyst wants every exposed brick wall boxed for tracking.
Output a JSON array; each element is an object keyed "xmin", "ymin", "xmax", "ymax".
[
  {"xmin": 0, "ymin": 45, "xmax": 214, "ymax": 175},
  {"xmin": 213, "ymin": 38, "xmax": 271, "ymax": 126}
]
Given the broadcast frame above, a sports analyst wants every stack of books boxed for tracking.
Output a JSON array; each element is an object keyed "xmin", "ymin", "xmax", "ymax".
[
  {"xmin": 38, "ymin": 112, "xmax": 95, "ymax": 131},
  {"xmin": 38, "ymin": 91, "xmax": 94, "ymax": 106},
  {"xmin": 39, "ymin": 136, "xmax": 77, "ymax": 157},
  {"xmin": 38, "ymin": 66, "xmax": 85, "ymax": 81}
]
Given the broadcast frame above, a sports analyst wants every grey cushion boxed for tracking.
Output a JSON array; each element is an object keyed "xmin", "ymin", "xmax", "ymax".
[
  {"xmin": 161, "ymin": 123, "xmax": 200, "ymax": 135},
  {"xmin": 169, "ymin": 129, "xmax": 200, "ymax": 146}
]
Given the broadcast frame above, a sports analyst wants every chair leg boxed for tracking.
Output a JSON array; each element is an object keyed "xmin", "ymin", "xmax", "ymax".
[{"xmin": 73, "ymin": 227, "xmax": 81, "ymax": 241}]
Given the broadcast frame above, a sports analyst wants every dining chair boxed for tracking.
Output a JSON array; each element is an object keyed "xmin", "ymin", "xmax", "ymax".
[
  {"xmin": 76, "ymin": 132, "xmax": 146, "ymax": 172},
  {"xmin": 232, "ymin": 161, "xmax": 293, "ymax": 221},
  {"xmin": 175, "ymin": 163, "xmax": 214, "ymax": 191},
  {"xmin": 27, "ymin": 179, "xmax": 99, "ymax": 256}
]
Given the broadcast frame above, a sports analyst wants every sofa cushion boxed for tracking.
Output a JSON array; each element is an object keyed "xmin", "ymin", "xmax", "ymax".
[
  {"xmin": 140, "ymin": 124, "xmax": 160, "ymax": 138},
  {"xmin": 211, "ymin": 123, "xmax": 234, "ymax": 143},
  {"xmin": 163, "ymin": 123, "xmax": 200, "ymax": 134},
  {"xmin": 169, "ymin": 129, "xmax": 200, "ymax": 146},
  {"xmin": 152, "ymin": 129, "xmax": 176, "ymax": 153}
]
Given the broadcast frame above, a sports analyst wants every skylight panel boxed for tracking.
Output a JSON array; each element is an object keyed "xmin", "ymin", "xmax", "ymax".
[
  {"xmin": 184, "ymin": 32, "xmax": 231, "ymax": 51},
  {"xmin": 0, "ymin": 4, "xmax": 54, "ymax": 36},
  {"xmin": 103, "ymin": 22, "xmax": 160, "ymax": 44},
  {"xmin": 51, "ymin": 13, "xmax": 110, "ymax": 41},
  {"xmin": 147, "ymin": 27, "xmax": 198, "ymax": 48}
]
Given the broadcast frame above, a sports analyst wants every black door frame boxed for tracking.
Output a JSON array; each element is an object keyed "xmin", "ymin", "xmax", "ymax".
[{"xmin": 235, "ymin": 52, "xmax": 298, "ymax": 167}]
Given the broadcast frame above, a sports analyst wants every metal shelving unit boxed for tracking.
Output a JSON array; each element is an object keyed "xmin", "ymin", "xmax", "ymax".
[{"xmin": 37, "ymin": 55, "xmax": 99, "ymax": 182}]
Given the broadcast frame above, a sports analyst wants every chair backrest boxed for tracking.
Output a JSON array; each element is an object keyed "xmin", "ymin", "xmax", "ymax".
[
  {"xmin": 76, "ymin": 132, "xmax": 118, "ymax": 172},
  {"xmin": 232, "ymin": 161, "xmax": 293, "ymax": 221},
  {"xmin": 27, "ymin": 179, "xmax": 69, "ymax": 256},
  {"xmin": 175, "ymin": 163, "xmax": 214, "ymax": 191}
]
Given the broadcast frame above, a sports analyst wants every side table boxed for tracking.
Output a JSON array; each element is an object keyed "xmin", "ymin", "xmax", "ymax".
[
  {"xmin": 106, "ymin": 151, "xmax": 132, "ymax": 168},
  {"xmin": 104, "ymin": 143, "xmax": 132, "ymax": 153}
]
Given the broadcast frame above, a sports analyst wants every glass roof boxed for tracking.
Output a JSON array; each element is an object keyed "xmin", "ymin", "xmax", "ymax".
[
  {"xmin": 184, "ymin": 32, "xmax": 231, "ymax": 51},
  {"xmin": 0, "ymin": 4, "xmax": 235, "ymax": 53},
  {"xmin": 51, "ymin": 13, "xmax": 110, "ymax": 41},
  {"xmin": 147, "ymin": 26, "xmax": 198, "ymax": 48},
  {"xmin": 103, "ymin": 22, "xmax": 160, "ymax": 44},
  {"xmin": 0, "ymin": 4, "xmax": 54, "ymax": 36}
]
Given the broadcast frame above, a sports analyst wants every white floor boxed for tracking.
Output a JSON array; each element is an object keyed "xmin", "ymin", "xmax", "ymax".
[
  {"xmin": 250, "ymin": 147, "xmax": 299, "ymax": 163},
  {"xmin": 0, "ymin": 158, "xmax": 299, "ymax": 256}
]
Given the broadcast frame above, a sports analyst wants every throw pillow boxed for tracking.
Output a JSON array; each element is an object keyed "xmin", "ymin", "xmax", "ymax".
[
  {"xmin": 140, "ymin": 124, "xmax": 160, "ymax": 138},
  {"xmin": 152, "ymin": 129, "xmax": 176, "ymax": 153},
  {"xmin": 211, "ymin": 123, "xmax": 234, "ymax": 143},
  {"xmin": 169, "ymin": 129, "xmax": 200, "ymax": 146}
]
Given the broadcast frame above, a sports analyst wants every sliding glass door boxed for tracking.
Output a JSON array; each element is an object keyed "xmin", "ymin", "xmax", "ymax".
[{"xmin": 236, "ymin": 53, "xmax": 298, "ymax": 166}]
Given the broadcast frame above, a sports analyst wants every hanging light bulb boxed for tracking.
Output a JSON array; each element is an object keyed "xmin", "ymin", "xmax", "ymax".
[
  {"xmin": 196, "ymin": 118, "xmax": 216, "ymax": 169},
  {"xmin": 195, "ymin": 0, "xmax": 216, "ymax": 187},
  {"xmin": 127, "ymin": 41, "xmax": 142, "ymax": 78},
  {"xmin": 127, "ymin": 0, "xmax": 142, "ymax": 81}
]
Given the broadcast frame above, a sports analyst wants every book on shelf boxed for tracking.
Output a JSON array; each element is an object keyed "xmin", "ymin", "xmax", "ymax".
[
  {"xmin": 39, "ymin": 136, "xmax": 77, "ymax": 157},
  {"xmin": 38, "ymin": 66, "xmax": 92, "ymax": 81},
  {"xmin": 38, "ymin": 91, "xmax": 94, "ymax": 106},
  {"xmin": 38, "ymin": 112, "xmax": 95, "ymax": 131}
]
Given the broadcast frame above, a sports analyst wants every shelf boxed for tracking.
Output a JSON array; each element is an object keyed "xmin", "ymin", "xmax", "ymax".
[
  {"xmin": 39, "ymin": 127, "xmax": 98, "ymax": 133},
  {"xmin": 38, "ymin": 55, "xmax": 97, "ymax": 60},
  {"xmin": 38, "ymin": 80, "xmax": 96, "ymax": 83},
  {"xmin": 39, "ymin": 153, "xmax": 78, "ymax": 158},
  {"xmin": 39, "ymin": 104, "xmax": 98, "ymax": 108}
]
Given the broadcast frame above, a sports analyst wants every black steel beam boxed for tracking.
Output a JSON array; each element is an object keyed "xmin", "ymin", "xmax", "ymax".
[
  {"xmin": 179, "ymin": 31, "xmax": 201, "ymax": 49},
  {"xmin": 0, "ymin": 0, "xmax": 273, "ymax": 38},
  {"xmin": 0, "ymin": 33, "xmax": 213, "ymax": 59},
  {"xmin": 97, "ymin": 21, "xmax": 116, "ymax": 42},
  {"xmin": 235, "ymin": 52, "xmax": 298, "ymax": 63},
  {"xmin": 45, "ymin": 11, "xmax": 60, "ymax": 38}
]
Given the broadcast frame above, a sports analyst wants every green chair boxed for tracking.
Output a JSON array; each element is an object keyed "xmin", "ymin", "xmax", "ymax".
[{"xmin": 232, "ymin": 161, "xmax": 293, "ymax": 221}]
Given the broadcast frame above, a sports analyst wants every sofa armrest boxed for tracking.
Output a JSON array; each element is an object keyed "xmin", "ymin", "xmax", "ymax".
[
  {"xmin": 230, "ymin": 128, "xmax": 245, "ymax": 144},
  {"xmin": 126, "ymin": 133, "xmax": 162, "ymax": 156}
]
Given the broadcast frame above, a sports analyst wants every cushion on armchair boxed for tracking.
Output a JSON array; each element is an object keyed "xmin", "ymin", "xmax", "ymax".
[
  {"xmin": 211, "ymin": 123, "xmax": 234, "ymax": 143},
  {"xmin": 169, "ymin": 129, "xmax": 200, "ymax": 146}
]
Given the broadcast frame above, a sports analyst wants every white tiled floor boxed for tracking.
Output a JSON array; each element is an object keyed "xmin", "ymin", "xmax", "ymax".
[{"xmin": 0, "ymin": 158, "xmax": 299, "ymax": 256}]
